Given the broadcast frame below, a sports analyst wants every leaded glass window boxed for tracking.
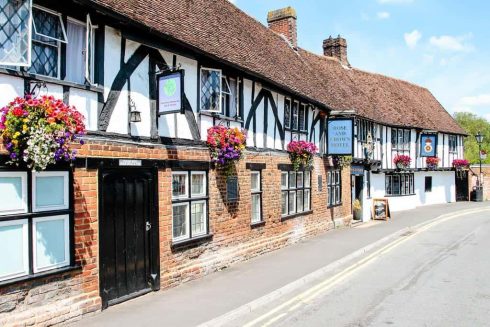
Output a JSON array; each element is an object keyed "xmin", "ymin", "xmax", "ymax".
[
  {"xmin": 292, "ymin": 101, "xmax": 298, "ymax": 130},
  {"xmin": 284, "ymin": 99, "xmax": 291, "ymax": 129},
  {"xmin": 200, "ymin": 68, "xmax": 221, "ymax": 112},
  {"xmin": 299, "ymin": 104, "xmax": 306, "ymax": 131},
  {"xmin": 28, "ymin": 6, "xmax": 67, "ymax": 78},
  {"xmin": 0, "ymin": 0, "xmax": 32, "ymax": 66}
]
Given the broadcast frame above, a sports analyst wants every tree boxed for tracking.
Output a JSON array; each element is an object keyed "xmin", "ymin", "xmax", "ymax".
[{"xmin": 453, "ymin": 112, "xmax": 490, "ymax": 164}]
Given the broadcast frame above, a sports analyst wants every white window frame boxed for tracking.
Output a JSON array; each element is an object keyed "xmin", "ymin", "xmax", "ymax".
[
  {"xmin": 32, "ymin": 215, "xmax": 70, "ymax": 273},
  {"xmin": 30, "ymin": 5, "xmax": 65, "ymax": 79},
  {"xmin": 250, "ymin": 171, "xmax": 262, "ymax": 224},
  {"xmin": 32, "ymin": 171, "xmax": 69, "ymax": 212},
  {"xmin": 172, "ymin": 172, "xmax": 189, "ymax": 200},
  {"xmin": 0, "ymin": 0, "xmax": 33, "ymax": 67},
  {"xmin": 172, "ymin": 202, "xmax": 190, "ymax": 241},
  {"xmin": 190, "ymin": 200, "xmax": 207, "ymax": 237},
  {"xmin": 0, "ymin": 219, "xmax": 29, "ymax": 281},
  {"xmin": 85, "ymin": 13, "xmax": 97, "ymax": 84},
  {"xmin": 190, "ymin": 171, "xmax": 206, "ymax": 198},
  {"xmin": 32, "ymin": 5, "xmax": 67, "ymax": 43},
  {"xmin": 0, "ymin": 171, "xmax": 28, "ymax": 215},
  {"xmin": 200, "ymin": 67, "xmax": 222, "ymax": 113},
  {"xmin": 66, "ymin": 16, "xmax": 95, "ymax": 85}
]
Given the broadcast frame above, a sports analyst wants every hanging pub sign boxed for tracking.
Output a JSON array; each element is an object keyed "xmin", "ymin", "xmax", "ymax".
[
  {"xmin": 420, "ymin": 134, "xmax": 437, "ymax": 157},
  {"xmin": 327, "ymin": 118, "xmax": 353, "ymax": 156},
  {"xmin": 157, "ymin": 70, "xmax": 185, "ymax": 114}
]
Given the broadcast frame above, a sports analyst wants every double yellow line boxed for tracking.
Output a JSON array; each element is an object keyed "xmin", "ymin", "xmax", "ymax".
[{"xmin": 244, "ymin": 207, "xmax": 490, "ymax": 327}]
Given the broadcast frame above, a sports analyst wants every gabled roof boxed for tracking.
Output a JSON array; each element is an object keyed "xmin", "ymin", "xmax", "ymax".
[{"xmin": 88, "ymin": 0, "xmax": 465, "ymax": 135}]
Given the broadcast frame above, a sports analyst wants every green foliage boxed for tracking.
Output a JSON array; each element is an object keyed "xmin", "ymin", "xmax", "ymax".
[{"xmin": 453, "ymin": 112, "xmax": 490, "ymax": 164}]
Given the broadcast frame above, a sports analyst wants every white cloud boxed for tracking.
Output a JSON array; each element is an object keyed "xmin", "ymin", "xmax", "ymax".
[
  {"xmin": 404, "ymin": 30, "xmax": 422, "ymax": 49},
  {"xmin": 452, "ymin": 94, "xmax": 490, "ymax": 114},
  {"xmin": 377, "ymin": 11, "xmax": 391, "ymax": 19},
  {"xmin": 429, "ymin": 34, "xmax": 474, "ymax": 52},
  {"xmin": 460, "ymin": 94, "xmax": 490, "ymax": 106},
  {"xmin": 378, "ymin": 0, "xmax": 414, "ymax": 4}
]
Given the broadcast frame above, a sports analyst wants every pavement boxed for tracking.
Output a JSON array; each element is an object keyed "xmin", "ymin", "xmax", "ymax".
[{"xmin": 75, "ymin": 202, "xmax": 490, "ymax": 327}]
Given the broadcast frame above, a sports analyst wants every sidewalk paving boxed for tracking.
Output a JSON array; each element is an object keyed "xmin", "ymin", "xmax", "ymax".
[{"xmin": 75, "ymin": 202, "xmax": 489, "ymax": 327}]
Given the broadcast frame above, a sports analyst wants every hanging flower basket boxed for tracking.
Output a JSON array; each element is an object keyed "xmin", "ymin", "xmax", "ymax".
[
  {"xmin": 452, "ymin": 159, "xmax": 469, "ymax": 171},
  {"xmin": 287, "ymin": 140, "xmax": 318, "ymax": 171},
  {"xmin": 0, "ymin": 95, "xmax": 86, "ymax": 171},
  {"xmin": 426, "ymin": 157, "xmax": 440, "ymax": 170},
  {"xmin": 333, "ymin": 155, "xmax": 352, "ymax": 169},
  {"xmin": 207, "ymin": 126, "xmax": 246, "ymax": 175},
  {"xmin": 393, "ymin": 154, "xmax": 411, "ymax": 170}
]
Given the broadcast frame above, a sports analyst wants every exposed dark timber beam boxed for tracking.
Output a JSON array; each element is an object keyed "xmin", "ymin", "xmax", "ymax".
[{"xmin": 98, "ymin": 45, "xmax": 201, "ymax": 140}]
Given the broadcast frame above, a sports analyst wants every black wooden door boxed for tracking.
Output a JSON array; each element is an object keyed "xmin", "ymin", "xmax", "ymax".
[
  {"xmin": 455, "ymin": 172, "xmax": 469, "ymax": 202},
  {"xmin": 100, "ymin": 168, "xmax": 159, "ymax": 308}
]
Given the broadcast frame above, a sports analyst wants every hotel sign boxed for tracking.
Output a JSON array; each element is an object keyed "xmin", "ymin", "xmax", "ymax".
[
  {"xmin": 327, "ymin": 119, "xmax": 354, "ymax": 156},
  {"xmin": 157, "ymin": 70, "xmax": 185, "ymax": 114}
]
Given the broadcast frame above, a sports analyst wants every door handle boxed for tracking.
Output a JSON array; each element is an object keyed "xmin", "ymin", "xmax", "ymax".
[{"xmin": 146, "ymin": 221, "xmax": 151, "ymax": 231}]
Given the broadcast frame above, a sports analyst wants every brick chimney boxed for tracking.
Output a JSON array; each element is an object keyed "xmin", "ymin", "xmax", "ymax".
[
  {"xmin": 267, "ymin": 7, "xmax": 297, "ymax": 49},
  {"xmin": 323, "ymin": 35, "xmax": 350, "ymax": 67}
]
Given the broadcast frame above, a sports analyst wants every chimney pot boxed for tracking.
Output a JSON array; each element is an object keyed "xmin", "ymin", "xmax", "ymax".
[
  {"xmin": 323, "ymin": 35, "xmax": 350, "ymax": 67},
  {"xmin": 267, "ymin": 7, "xmax": 298, "ymax": 49}
]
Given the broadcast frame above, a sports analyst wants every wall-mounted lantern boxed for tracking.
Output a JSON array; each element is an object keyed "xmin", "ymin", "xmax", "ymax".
[{"xmin": 129, "ymin": 98, "xmax": 141, "ymax": 123}]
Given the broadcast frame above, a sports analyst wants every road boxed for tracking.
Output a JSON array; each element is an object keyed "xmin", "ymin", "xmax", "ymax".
[{"xmin": 228, "ymin": 209, "xmax": 490, "ymax": 327}]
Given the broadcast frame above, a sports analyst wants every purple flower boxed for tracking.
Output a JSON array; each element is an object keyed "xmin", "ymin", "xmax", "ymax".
[{"xmin": 10, "ymin": 152, "xmax": 17, "ymax": 159}]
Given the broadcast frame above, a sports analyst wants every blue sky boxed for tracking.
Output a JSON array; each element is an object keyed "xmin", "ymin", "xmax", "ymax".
[{"xmin": 229, "ymin": 0, "xmax": 490, "ymax": 121}]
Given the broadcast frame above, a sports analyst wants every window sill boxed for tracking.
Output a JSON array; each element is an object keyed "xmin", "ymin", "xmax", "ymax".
[
  {"xmin": 199, "ymin": 111, "xmax": 243, "ymax": 123},
  {"xmin": 0, "ymin": 265, "xmax": 81, "ymax": 288},
  {"xmin": 171, "ymin": 233, "xmax": 214, "ymax": 250},
  {"xmin": 251, "ymin": 221, "xmax": 266, "ymax": 228},
  {"xmin": 0, "ymin": 69, "xmax": 103, "ymax": 93},
  {"xmin": 281, "ymin": 210, "xmax": 313, "ymax": 222},
  {"xmin": 327, "ymin": 203, "xmax": 343, "ymax": 209},
  {"xmin": 384, "ymin": 194, "xmax": 416, "ymax": 197}
]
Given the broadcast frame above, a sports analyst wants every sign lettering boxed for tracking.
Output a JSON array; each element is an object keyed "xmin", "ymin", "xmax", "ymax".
[{"xmin": 327, "ymin": 119, "xmax": 353, "ymax": 155}]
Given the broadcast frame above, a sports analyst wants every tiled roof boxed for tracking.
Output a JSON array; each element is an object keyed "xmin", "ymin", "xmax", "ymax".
[
  {"xmin": 300, "ymin": 50, "xmax": 466, "ymax": 134},
  {"xmin": 88, "ymin": 0, "xmax": 465, "ymax": 134}
]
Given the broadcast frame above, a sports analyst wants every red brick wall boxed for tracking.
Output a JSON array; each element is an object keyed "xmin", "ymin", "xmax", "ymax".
[{"xmin": 0, "ymin": 139, "xmax": 352, "ymax": 325}]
